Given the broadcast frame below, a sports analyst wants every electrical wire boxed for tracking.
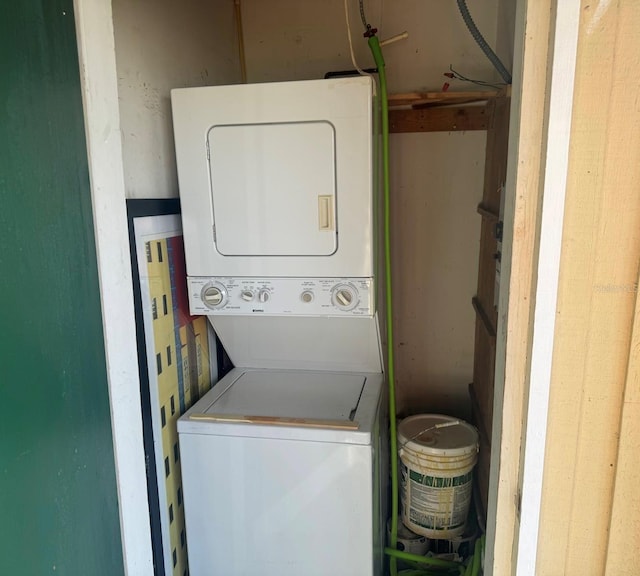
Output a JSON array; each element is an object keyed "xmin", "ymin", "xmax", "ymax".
[
  {"xmin": 359, "ymin": 0, "xmax": 369, "ymax": 30},
  {"xmin": 344, "ymin": 0, "xmax": 372, "ymax": 76},
  {"xmin": 447, "ymin": 65, "xmax": 506, "ymax": 89},
  {"xmin": 455, "ymin": 0, "xmax": 512, "ymax": 84},
  {"xmin": 233, "ymin": 0, "xmax": 247, "ymax": 83}
]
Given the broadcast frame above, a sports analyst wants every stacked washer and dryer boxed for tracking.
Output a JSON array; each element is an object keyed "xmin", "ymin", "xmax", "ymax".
[{"xmin": 172, "ymin": 77, "xmax": 387, "ymax": 576}]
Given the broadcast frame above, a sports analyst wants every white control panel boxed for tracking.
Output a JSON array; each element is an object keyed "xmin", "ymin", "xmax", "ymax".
[{"xmin": 188, "ymin": 277, "xmax": 374, "ymax": 317}]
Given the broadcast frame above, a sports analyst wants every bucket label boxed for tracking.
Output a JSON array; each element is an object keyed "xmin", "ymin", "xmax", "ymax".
[
  {"xmin": 400, "ymin": 462, "xmax": 473, "ymax": 532},
  {"xmin": 409, "ymin": 470, "xmax": 473, "ymax": 488}
]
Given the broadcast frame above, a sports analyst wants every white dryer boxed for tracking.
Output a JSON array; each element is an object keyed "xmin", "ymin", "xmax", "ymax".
[
  {"xmin": 172, "ymin": 77, "xmax": 387, "ymax": 576},
  {"xmin": 172, "ymin": 77, "xmax": 374, "ymax": 280}
]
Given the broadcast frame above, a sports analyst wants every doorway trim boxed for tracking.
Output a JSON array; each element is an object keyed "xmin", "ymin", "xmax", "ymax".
[
  {"xmin": 73, "ymin": 1, "xmax": 154, "ymax": 574},
  {"xmin": 71, "ymin": 0, "xmax": 582, "ymax": 574},
  {"xmin": 486, "ymin": 0, "xmax": 581, "ymax": 574}
]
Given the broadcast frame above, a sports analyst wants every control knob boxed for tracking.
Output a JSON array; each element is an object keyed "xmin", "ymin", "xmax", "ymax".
[
  {"xmin": 331, "ymin": 284, "xmax": 359, "ymax": 311},
  {"xmin": 201, "ymin": 284, "xmax": 226, "ymax": 309}
]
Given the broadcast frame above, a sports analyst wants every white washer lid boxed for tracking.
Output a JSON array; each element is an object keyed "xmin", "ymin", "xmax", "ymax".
[
  {"xmin": 203, "ymin": 370, "xmax": 365, "ymax": 421},
  {"xmin": 178, "ymin": 369, "xmax": 383, "ymax": 444}
]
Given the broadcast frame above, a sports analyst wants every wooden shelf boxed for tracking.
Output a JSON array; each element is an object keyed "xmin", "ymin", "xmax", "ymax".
[
  {"xmin": 387, "ymin": 89, "xmax": 509, "ymax": 133},
  {"xmin": 390, "ymin": 106, "xmax": 490, "ymax": 133},
  {"xmin": 388, "ymin": 90, "xmax": 499, "ymax": 109}
]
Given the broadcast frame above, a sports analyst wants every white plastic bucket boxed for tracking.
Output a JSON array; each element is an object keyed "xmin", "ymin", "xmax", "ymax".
[
  {"xmin": 386, "ymin": 518, "xmax": 430, "ymax": 556},
  {"xmin": 398, "ymin": 414, "xmax": 479, "ymax": 539}
]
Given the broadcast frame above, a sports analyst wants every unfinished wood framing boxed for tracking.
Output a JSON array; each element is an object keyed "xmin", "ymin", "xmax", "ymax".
[
  {"xmin": 389, "ymin": 106, "xmax": 490, "ymax": 133},
  {"xmin": 485, "ymin": 0, "xmax": 555, "ymax": 572},
  {"xmin": 477, "ymin": 204, "xmax": 499, "ymax": 223},
  {"xmin": 469, "ymin": 94, "xmax": 510, "ymax": 520},
  {"xmin": 388, "ymin": 90, "xmax": 498, "ymax": 108},
  {"xmin": 514, "ymin": 0, "xmax": 582, "ymax": 571},
  {"xmin": 388, "ymin": 90, "xmax": 501, "ymax": 133}
]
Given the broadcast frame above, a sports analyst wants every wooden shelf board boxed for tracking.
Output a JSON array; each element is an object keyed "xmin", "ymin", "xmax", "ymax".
[
  {"xmin": 388, "ymin": 90, "xmax": 499, "ymax": 109},
  {"xmin": 390, "ymin": 105, "xmax": 490, "ymax": 133}
]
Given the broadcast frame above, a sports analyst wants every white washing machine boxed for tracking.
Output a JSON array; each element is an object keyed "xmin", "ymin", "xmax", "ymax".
[
  {"xmin": 178, "ymin": 368, "xmax": 386, "ymax": 576},
  {"xmin": 172, "ymin": 77, "xmax": 387, "ymax": 576}
]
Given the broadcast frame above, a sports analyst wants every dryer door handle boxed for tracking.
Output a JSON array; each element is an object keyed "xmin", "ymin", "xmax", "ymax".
[{"xmin": 318, "ymin": 195, "xmax": 335, "ymax": 230}]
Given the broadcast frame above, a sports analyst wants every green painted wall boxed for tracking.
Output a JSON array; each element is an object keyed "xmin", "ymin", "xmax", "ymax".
[{"xmin": 0, "ymin": 1, "xmax": 124, "ymax": 574}]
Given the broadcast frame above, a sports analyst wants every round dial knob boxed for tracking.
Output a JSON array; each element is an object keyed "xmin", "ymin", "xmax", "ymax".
[
  {"xmin": 331, "ymin": 284, "xmax": 359, "ymax": 311},
  {"xmin": 241, "ymin": 290, "xmax": 254, "ymax": 302},
  {"xmin": 258, "ymin": 289, "xmax": 270, "ymax": 303},
  {"xmin": 300, "ymin": 290, "xmax": 314, "ymax": 303},
  {"xmin": 201, "ymin": 284, "xmax": 226, "ymax": 309}
]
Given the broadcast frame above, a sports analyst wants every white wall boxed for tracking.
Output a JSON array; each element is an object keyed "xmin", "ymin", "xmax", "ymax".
[
  {"xmin": 112, "ymin": 0, "xmax": 240, "ymax": 199},
  {"xmin": 242, "ymin": 0, "xmax": 500, "ymax": 414},
  {"xmin": 242, "ymin": 0, "xmax": 501, "ymax": 90},
  {"xmin": 390, "ymin": 131, "xmax": 485, "ymax": 418}
]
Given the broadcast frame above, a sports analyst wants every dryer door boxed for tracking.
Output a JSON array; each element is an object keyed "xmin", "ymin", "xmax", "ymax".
[{"xmin": 208, "ymin": 121, "xmax": 337, "ymax": 257}]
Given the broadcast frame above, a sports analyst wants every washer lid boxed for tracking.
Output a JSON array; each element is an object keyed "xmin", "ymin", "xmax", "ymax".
[
  {"xmin": 178, "ymin": 369, "xmax": 384, "ymax": 444},
  {"xmin": 200, "ymin": 370, "xmax": 365, "ymax": 423}
]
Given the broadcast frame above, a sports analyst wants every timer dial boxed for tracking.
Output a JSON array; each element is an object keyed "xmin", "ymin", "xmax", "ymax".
[
  {"xmin": 201, "ymin": 283, "xmax": 226, "ymax": 309},
  {"xmin": 331, "ymin": 284, "xmax": 359, "ymax": 311}
]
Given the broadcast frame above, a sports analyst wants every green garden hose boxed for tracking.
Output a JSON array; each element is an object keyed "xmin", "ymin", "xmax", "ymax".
[
  {"xmin": 366, "ymin": 33, "xmax": 399, "ymax": 576},
  {"xmin": 367, "ymin": 31, "xmax": 473, "ymax": 576},
  {"xmin": 385, "ymin": 547, "xmax": 465, "ymax": 573}
]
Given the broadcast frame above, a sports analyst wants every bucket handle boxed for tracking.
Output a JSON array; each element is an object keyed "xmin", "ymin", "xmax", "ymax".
[{"xmin": 399, "ymin": 420, "xmax": 463, "ymax": 449}]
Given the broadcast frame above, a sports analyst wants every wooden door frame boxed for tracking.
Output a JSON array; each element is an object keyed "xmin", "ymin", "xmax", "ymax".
[
  {"xmin": 73, "ymin": 1, "xmax": 153, "ymax": 574},
  {"xmin": 72, "ymin": 1, "xmax": 581, "ymax": 575},
  {"xmin": 485, "ymin": 0, "xmax": 581, "ymax": 574}
]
